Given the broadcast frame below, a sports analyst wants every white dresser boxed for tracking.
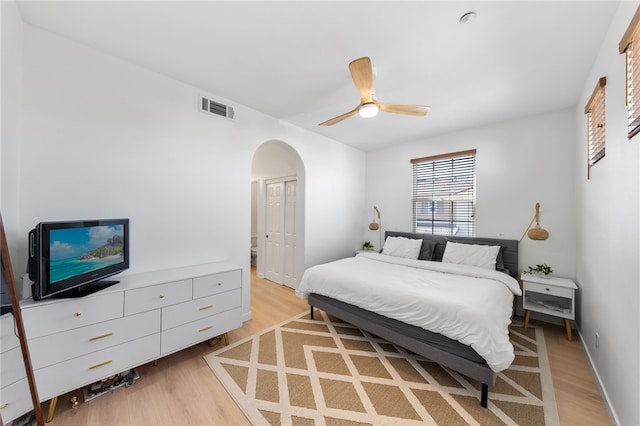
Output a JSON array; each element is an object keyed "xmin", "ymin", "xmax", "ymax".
[
  {"xmin": 20, "ymin": 262, "xmax": 242, "ymax": 420},
  {"xmin": 0, "ymin": 313, "xmax": 33, "ymax": 423}
]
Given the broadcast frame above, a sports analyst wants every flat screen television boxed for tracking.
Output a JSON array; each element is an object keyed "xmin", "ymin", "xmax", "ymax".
[{"xmin": 28, "ymin": 218, "xmax": 129, "ymax": 300}]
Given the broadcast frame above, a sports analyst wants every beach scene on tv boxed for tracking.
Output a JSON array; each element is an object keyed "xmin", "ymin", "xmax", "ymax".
[{"xmin": 49, "ymin": 225, "xmax": 125, "ymax": 284}]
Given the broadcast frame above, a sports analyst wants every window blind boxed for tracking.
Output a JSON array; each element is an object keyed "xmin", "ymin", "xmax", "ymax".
[
  {"xmin": 585, "ymin": 77, "xmax": 606, "ymax": 179},
  {"xmin": 619, "ymin": 6, "xmax": 640, "ymax": 139},
  {"xmin": 411, "ymin": 149, "xmax": 476, "ymax": 237}
]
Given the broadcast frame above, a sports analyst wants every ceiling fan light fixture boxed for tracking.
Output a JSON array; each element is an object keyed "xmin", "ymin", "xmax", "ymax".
[
  {"xmin": 359, "ymin": 103, "xmax": 379, "ymax": 118},
  {"xmin": 318, "ymin": 57, "xmax": 428, "ymax": 126}
]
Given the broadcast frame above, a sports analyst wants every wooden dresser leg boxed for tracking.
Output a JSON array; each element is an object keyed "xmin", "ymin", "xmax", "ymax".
[
  {"xmin": 207, "ymin": 333, "xmax": 230, "ymax": 347},
  {"xmin": 523, "ymin": 309, "xmax": 531, "ymax": 328},
  {"xmin": 46, "ymin": 396, "xmax": 59, "ymax": 423},
  {"xmin": 564, "ymin": 318, "xmax": 573, "ymax": 341}
]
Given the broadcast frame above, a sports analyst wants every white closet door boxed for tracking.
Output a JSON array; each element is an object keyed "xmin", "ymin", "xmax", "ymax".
[
  {"xmin": 265, "ymin": 182, "xmax": 284, "ymax": 283},
  {"xmin": 283, "ymin": 180, "xmax": 297, "ymax": 288}
]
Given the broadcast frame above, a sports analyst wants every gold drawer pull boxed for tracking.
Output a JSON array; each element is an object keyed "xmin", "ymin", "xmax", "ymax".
[
  {"xmin": 199, "ymin": 325, "xmax": 213, "ymax": 332},
  {"xmin": 159, "ymin": 294, "xmax": 165, "ymax": 298},
  {"xmin": 0, "ymin": 403, "xmax": 8, "ymax": 409},
  {"xmin": 75, "ymin": 312, "xmax": 82, "ymax": 317},
  {"xmin": 199, "ymin": 304, "xmax": 213, "ymax": 311},
  {"xmin": 217, "ymin": 282, "xmax": 222, "ymax": 286},
  {"xmin": 545, "ymin": 288, "xmax": 550, "ymax": 291},
  {"xmin": 89, "ymin": 332, "xmax": 113, "ymax": 341},
  {"xmin": 89, "ymin": 360, "xmax": 113, "ymax": 370}
]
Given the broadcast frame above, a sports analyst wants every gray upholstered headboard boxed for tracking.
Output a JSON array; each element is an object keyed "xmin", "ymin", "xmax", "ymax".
[{"xmin": 385, "ymin": 231, "xmax": 519, "ymax": 278}]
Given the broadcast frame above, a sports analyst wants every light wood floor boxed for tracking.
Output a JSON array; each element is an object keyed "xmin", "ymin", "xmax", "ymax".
[{"xmin": 45, "ymin": 268, "xmax": 611, "ymax": 425}]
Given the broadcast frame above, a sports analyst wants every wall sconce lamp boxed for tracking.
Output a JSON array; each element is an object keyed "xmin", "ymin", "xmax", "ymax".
[
  {"xmin": 369, "ymin": 205, "xmax": 381, "ymax": 249},
  {"xmin": 520, "ymin": 202, "xmax": 549, "ymax": 241}
]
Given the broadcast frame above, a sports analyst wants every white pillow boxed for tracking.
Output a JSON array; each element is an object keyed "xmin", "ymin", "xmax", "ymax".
[
  {"xmin": 381, "ymin": 236, "xmax": 423, "ymax": 259},
  {"xmin": 442, "ymin": 241, "xmax": 501, "ymax": 270}
]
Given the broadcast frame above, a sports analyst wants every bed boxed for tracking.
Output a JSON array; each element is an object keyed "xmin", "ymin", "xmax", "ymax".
[{"xmin": 295, "ymin": 231, "xmax": 520, "ymax": 408}]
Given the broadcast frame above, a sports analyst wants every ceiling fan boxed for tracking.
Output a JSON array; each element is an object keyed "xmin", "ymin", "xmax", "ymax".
[{"xmin": 319, "ymin": 56, "xmax": 430, "ymax": 126}]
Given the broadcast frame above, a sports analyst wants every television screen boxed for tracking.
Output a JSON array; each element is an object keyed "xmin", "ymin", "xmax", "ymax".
[
  {"xmin": 29, "ymin": 218, "xmax": 129, "ymax": 300},
  {"xmin": 49, "ymin": 224, "xmax": 126, "ymax": 284}
]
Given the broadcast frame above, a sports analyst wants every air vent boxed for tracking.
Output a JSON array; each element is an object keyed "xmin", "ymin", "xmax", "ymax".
[{"xmin": 199, "ymin": 95, "xmax": 234, "ymax": 119}]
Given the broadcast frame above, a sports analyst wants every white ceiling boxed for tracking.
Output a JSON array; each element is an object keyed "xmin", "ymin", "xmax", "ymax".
[{"xmin": 16, "ymin": 1, "xmax": 619, "ymax": 152}]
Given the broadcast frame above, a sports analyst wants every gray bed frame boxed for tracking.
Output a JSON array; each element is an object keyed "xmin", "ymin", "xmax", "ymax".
[{"xmin": 308, "ymin": 231, "xmax": 519, "ymax": 408}]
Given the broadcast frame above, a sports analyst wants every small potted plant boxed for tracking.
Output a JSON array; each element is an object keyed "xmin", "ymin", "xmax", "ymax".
[
  {"xmin": 524, "ymin": 264, "xmax": 553, "ymax": 277},
  {"xmin": 362, "ymin": 241, "xmax": 374, "ymax": 251}
]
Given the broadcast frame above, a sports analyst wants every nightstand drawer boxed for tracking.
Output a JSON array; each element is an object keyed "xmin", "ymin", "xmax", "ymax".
[{"xmin": 525, "ymin": 281, "xmax": 572, "ymax": 298}]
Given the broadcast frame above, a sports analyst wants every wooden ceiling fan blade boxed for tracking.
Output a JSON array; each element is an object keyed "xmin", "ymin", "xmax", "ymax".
[
  {"xmin": 379, "ymin": 102, "xmax": 430, "ymax": 116},
  {"xmin": 349, "ymin": 57, "xmax": 374, "ymax": 102},
  {"xmin": 318, "ymin": 106, "xmax": 360, "ymax": 126}
]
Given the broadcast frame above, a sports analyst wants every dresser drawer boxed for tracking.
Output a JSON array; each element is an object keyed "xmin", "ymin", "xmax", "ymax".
[
  {"xmin": 35, "ymin": 333, "xmax": 160, "ymax": 401},
  {"xmin": 125, "ymin": 279, "xmax": 192, "ymax": 315},
  {"xmin": 193, "ymin": 270, "xmax": 241, "ymax": 299},
  {"xmin": 0, "ymin": 378, "xmax": 32, "ymax": 423},
  {"xmin": 525, "ymin": 281, "xmax": 572, "ymax": 298},
  {"xmin": 162, "ymin": 289, "xmax": 241, "ymax": 331},
  {"xmin": 1, "ymin": 346, "xmax": 27, "ymax": 387},
  {"xmin": 21, "ymin": 292, "xmax": 124, "ymax": 338},
  {"xmin": 1, "ymin": 314, "xmax": 19, "ymax": 353},
  {"xmin": 161, "ymin": 307, "xmax": 241, "ymax": 355},
  {"xmin": 28, "ymin": 310, "xmax": 160, "ymax": 370}
]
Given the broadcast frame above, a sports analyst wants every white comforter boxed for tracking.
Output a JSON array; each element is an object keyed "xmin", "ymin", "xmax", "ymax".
[{"xmin": 296, "ymin": 252, "xmax": 522, "ymax": 372}]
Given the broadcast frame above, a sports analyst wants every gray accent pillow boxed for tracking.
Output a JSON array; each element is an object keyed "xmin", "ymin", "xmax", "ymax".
[{"xmin": 418, "ymin": 239, "xmax": 437, "ymax": 261}]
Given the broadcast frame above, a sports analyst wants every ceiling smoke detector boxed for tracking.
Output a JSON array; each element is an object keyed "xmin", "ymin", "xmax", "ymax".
[{"xmin": 459, "ymin": 11, "xmax": 477, "ymax": 24}]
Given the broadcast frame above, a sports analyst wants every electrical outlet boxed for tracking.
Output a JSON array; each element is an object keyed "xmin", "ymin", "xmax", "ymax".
[{"xmin": 595, "ymin": 332, "xmax": 600, "ymax": 349}]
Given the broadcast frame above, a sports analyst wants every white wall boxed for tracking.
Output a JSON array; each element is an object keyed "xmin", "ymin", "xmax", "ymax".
[
  {"xmin": 3, "ymin": 22, "xmax": 366, "ymax": 323},
  {"xmin": 0, "ymin": 0, "xmax": 24, "ymax": 263},
  {"xmin": 303, "ymin": 140, "xmax": 367, "ymax": 263},
  {"xmin": 252, "ymin": 142, "xmax": 298, "ymax": 180},
  {"xmin": 366, "ymin": 108, "xmax": 577, "ymax": 277},
  {"xmin": 575, "ymin": 2, "xmax": 639, "ymax": 425}
]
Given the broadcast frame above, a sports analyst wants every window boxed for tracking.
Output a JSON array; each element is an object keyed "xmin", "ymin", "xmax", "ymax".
[
  {"xmin": 411, "ymin": 149, "xmax": 476, "ymax": 237},
  {"xmin": 585, "ymin": 77, "xmax": 606, "ymax": 179},
  {"xmin": 619, "ymin": 6, "xmax": 640, "ymax": 139}
]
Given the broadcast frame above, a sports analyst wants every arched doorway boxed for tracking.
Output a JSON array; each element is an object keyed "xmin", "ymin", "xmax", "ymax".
[{"xmin": 251, "ymin": 141, "xmax": 305, "ymax": 289}]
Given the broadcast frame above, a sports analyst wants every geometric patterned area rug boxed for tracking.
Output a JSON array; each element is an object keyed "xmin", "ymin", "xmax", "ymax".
[{"xmin": 204, "ymin": 310, "xmax": 560, "ymax": 426}]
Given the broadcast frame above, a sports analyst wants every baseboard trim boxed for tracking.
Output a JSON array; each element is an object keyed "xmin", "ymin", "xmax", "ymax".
[{"xmin": 576, "ymin": 328, "xmax": 620, "ymax": 426}]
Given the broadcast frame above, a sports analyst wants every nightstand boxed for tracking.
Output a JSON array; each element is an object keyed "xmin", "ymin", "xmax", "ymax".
[{"xmin": 521, "ymin": 273, "xmax": 577, "ymax": 341}]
